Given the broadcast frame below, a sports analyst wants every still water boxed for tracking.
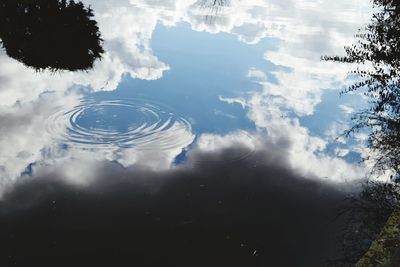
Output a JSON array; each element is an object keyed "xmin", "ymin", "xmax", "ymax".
[
  {"xmin": 0, "ymin": 0, "xmax": 372, "ymax": 185},
  {"xmin": 0, "ymin": 0, "xmax": 383, "ymax": 266}
]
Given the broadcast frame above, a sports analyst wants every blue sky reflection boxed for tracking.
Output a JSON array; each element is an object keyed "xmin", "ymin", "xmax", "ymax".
[{"xmin": 0, "ymin": 0, "xmax": 375, "ymax": 192}]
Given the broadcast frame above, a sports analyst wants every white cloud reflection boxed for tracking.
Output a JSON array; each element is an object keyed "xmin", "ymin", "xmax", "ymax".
[{"xmin": 0, "ymin": 0, "xmax": 376, "ymax": 194}]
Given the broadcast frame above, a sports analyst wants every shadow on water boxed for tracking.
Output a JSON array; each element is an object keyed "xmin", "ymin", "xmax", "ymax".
[
  {"xmin": 0, "ymin": 0, "xmax": 104, "ymax": 71},
  {"xmin": 0, "ymin": 151, "xmax": 365, "ymax": 267}
]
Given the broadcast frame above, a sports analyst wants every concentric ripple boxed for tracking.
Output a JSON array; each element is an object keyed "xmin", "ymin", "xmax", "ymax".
[{"xmin": 46, "ymin": 98, "xmax": 194, "ymax": 152}]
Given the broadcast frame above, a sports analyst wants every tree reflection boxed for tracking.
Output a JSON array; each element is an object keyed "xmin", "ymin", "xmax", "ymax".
[
  {"xmin": 331, "ymin": 181, "xmax": 400, "ymax": 265},
  {"xmin": 324, "ymin": 0, "xmax": 400, "ymax": 179},
  {"xmin": 0, "ymin": 0, "xmax": 104, "ymax": 71},
  {"xmin": 198, "ymin": 0, "xmax": 230, "ymax": 24}
]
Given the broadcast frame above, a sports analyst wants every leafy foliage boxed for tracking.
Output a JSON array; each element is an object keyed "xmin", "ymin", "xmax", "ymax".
[
  {"xmin": 323, "ymin": 0, "xmax": 400, "ymax": 179},
  {"xmin": 0, "ymin": 0, "xmax": 104, "ymax": 71}
]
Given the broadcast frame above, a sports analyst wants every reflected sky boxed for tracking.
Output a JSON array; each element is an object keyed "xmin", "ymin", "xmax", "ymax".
[
  {"xmin": 0, "ymin": 1, "xmax": 387, "ymax": 266},
  {"xmin": 0, "ymin": 0, "xmax": 374, "ymax": 191}
]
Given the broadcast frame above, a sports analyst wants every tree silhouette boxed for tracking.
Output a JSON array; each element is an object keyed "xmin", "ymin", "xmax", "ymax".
[
  {"xmin": 0, "ymin": 0, "xmax": 104, "ymax": 71},
  {"xmin": 323, "ymin": 0, "xmax": 400, "ymax": 179}
]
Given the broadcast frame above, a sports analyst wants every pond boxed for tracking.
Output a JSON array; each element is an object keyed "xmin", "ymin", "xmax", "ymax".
[{"xmin": 0, "ymin": 0, "xmax": 394, "ymax": 266}]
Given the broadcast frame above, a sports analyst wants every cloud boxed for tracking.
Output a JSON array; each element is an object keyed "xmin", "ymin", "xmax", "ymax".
[
  {"xmin": 0, "ymin": 0, "xmax": 373, "ymax": 190},
  {"xmin": 219, "ymin": 96, "xmax": 248, "ymax": 109},
  {"xmin": 0, "ymin": 91, "xmax": 81, "ymax": 188},
  {"xmin": 163, "ymin": 0, "xmax": 370, "ymax": 116},
  {"xmin": 339, "ymin": 105, "xmax": 355, "ymax": 115},
  {"xmin": 217, "ymin": 93, "xmax": 367, "ymax": 182},
  {"xmin": 0, "ymin": 0, "xmax": 371, "ymax": 108},
  {"xmin": 0, "ymin": 90, "xmax": 195, "ymax": 193},
  {"xmin": 0, "ymin": 0, "xmax": 375, "ymax": 188}
]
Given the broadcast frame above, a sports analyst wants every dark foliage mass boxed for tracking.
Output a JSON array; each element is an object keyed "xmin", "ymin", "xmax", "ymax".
[
  {"xmin": 323, "ymin": 0, "xmax": 400, "ymax": 179},
  {"xmin": 332, "ymin": 181, "xmax": 400, "ymax": 265},
  {"xmin": 0, "ymin": 0, "xmax": 104, "ymax": 71}
]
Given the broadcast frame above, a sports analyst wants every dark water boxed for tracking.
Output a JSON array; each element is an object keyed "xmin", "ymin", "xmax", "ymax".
[{"xmin": 0, "ymin": 0, "xmax": 394, "ymax": 266}]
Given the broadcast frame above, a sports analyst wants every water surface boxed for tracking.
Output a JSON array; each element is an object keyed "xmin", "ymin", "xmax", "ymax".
[{"xmin": 0, "ymin": 1, "xmax": 380, "ymax": 266}]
